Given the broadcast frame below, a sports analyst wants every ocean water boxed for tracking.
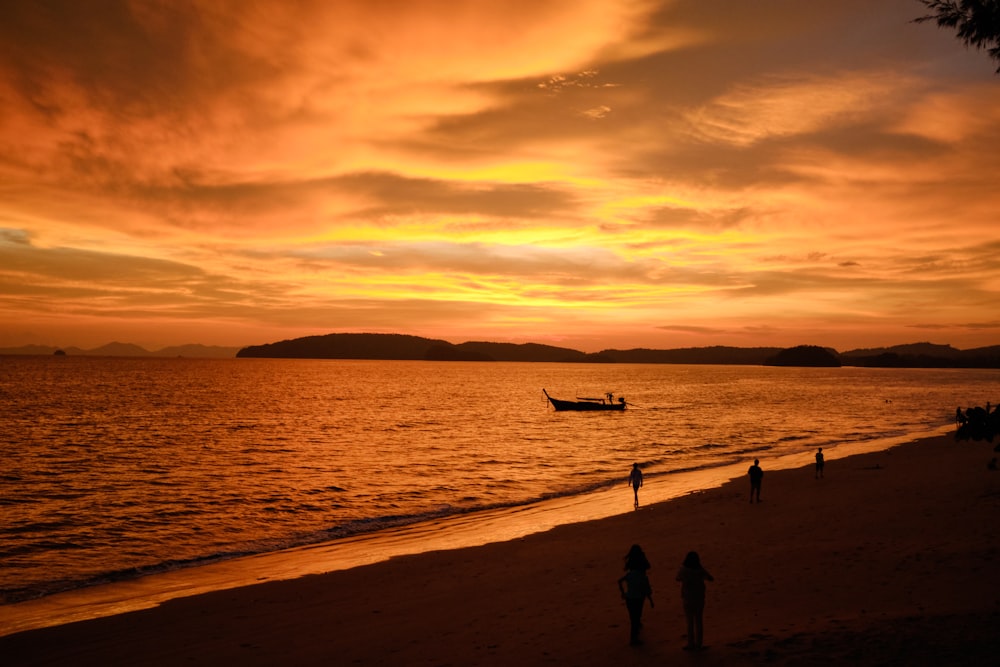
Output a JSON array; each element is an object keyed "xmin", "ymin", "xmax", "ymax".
[{"xmin": 1, "ymin": 356, "xmax": 996, "ymax": 609}]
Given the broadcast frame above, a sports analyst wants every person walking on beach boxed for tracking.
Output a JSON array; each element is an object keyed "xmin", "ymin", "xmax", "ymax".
[
  {"xmin": 676, "ymin": 551, "xmax": 714, "ymax": 651},
  {"xmin": 815, "ymin": 448, "xmax": 825, "ymax": 479},
  {"xmin": 748, "ymin": 458, "xmax": 763, "ymax": 503},
  {"xmin": 617, "ymin": 544, "xmax": 653, "ymax": 645},
  {"xmin": 628, "ymin": 463, "xmax": 643, "ymax": 508}
]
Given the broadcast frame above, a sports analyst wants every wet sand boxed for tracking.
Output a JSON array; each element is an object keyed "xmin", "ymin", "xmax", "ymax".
[{"xmin": 3, "ymin": 433, "xmax": 999, "ymax": 665}]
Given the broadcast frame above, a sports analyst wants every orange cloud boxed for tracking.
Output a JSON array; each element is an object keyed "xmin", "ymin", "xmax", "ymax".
[{"xmin": 1, "ymin": 0, "xmax": 998, "ymax": 352}]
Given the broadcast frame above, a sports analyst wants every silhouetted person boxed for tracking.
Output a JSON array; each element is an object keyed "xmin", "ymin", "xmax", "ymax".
[
  {"xmin": 815, "ymin": 448, "xmax": 825, "ymax": 479},
  {"xmin": 628, "ymin": 463, "xmax": 643, "ymax": 508},
  {"xmin": 748, "ymin": 458, "xmax": 763, "ymax": 503},
  {"xmin": 617, "ymin": 544, "xmax": 653, "ymax": 645},
  {"xmin": 676, "ymin": 550, "xmax": 713, "ymax": 650},
  {"xmin": 956, "ymin": 406, "xmax": 966, "ymax": 425}
]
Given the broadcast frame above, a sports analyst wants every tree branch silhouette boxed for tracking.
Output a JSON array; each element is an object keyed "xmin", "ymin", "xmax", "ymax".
[{"xmin": 914, "ymin": 0, "xmax": 1000, "ymax": 72}]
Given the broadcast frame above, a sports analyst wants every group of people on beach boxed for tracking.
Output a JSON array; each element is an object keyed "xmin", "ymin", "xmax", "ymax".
[
  {"xmin": 628, "ymin": 447, "xmax": 825, "ymax": 510},
  {"xmin": 748, "ymin": 447, "xmax": 824, "ymax": 504},
  {"xmin": 617, "ymin": 544, "xmax": 714, "ymax": 649},
  {"xmin": 620, "ymin": 447, "xmax": 826, "ymax": 648},
  {"xmin": 622, "ymin": 463, "xmax": 716, "ymax": 649},
  {"xmin": 622, "ymin": 464, "xmax": 712, "ymax": 648},
  {"xmin": 748, "ymin": 448, "xmax": 823, "ymax": 504}
]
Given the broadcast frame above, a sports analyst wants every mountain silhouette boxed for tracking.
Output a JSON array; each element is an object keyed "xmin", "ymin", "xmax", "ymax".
[{"xmin": 3, "ymin": 335, "xmax": 998, "ymax": 368}]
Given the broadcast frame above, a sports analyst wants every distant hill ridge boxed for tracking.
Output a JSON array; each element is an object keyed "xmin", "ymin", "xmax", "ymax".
[
  {"xmin": 0, "ymin": 342, "xmax": 242, "ymax": 358},
  {"xmin": 4, "ymin": 334, "xmax": 999, "ymax": 367},
  {"xmin": 236, "ymin": 333, "xmax": 594, "ymax": 363},
  {"xmin": 234, "ymin": 334, "xmax": 1000, "ymax": 368}
]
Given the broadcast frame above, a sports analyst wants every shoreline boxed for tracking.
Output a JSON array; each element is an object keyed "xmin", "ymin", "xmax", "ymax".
[
  {"xmin": 0, "ymin": 447, "xmax": 744, "ymax": 637},
  {"xmin": 4, "ymin": 430, "xmax": 998, "ymax": 665},
  {"xmin": 0, "ymin": 426, "xmax": 950, "ymax": 637}
]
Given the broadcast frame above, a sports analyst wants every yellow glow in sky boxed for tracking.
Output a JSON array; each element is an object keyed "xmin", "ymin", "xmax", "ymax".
[{"xmin": 0, "ymin": 0, "xmax": 998, "ymax": 352}]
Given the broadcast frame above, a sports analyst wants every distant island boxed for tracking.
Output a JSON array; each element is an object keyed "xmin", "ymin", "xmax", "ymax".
[
  {"xmin": 235, "ymin": 333, "xmax": 1000, "ymax": 369},
  {"xmin": 3, "ymin": 335, "xmax": 999, "ymax": 368},
  {"xmin": 0, "ymin": 342, "xmax": 243, "ymax": 359}
]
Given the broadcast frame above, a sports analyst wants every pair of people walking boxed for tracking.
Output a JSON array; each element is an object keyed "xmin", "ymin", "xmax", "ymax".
[
  {"xmin": 617, "ymin": 545, "xmax": 714, "ymax": 650},
  {"xmin": 749, "ymin": 450, "xmax": 824, "ymax": 502},
  {"xmin": 637, "ymin": 458, "xmax": 765, "ymax": 505}
]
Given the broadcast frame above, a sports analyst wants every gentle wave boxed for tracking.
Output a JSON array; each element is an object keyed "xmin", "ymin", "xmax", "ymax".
[
  {"xmin": 0, "ymin": 459, "xmax": 758, "ymax": 603},
  {"xmin": 1, "ymin": 357, "xmax": 995, "ymax": 605}
]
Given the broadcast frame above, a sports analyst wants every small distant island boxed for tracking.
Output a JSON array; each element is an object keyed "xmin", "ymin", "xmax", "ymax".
[
  {"xmin": 0, "ymin": 342, "xmax": 243, "ymax": 359},
  {"xmin": 3, "ymin": 335, "xmax": 998, "ymax": 368}
]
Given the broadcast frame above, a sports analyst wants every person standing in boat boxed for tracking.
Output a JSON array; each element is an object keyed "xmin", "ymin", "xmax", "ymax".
[{"xmin": 628, "ymin": 463, "xmax": 643, "ymax": 508}]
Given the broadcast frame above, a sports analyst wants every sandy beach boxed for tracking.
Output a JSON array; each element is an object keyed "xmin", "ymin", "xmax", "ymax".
[{"xmin": 4, "ymin": 433, "xmax": 999, "ymax": 666}]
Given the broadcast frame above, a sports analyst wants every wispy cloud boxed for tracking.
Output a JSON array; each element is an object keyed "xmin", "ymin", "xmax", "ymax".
[{"xmin": 0, "ymin": 0, "xmax": 997, "ymax": 350}]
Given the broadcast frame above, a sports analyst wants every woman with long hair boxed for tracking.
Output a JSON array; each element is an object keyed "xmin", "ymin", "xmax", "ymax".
[
  {"xmin": 675, "ymin": 550, "xmax": 714, "ymax": 650},
  {"xmin": 617, "ymin": 544, "xmax": 653, "ymax": 645}
]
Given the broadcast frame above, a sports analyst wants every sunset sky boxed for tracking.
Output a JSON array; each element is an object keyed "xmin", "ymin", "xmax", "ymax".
[{"xmin": 1, "ymin": 0, "xmax": 998, "ymax": 353}]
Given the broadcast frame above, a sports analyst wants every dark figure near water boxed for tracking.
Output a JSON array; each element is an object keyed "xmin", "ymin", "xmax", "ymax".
[
  {"xmin": 815, "ymin": 448, "xmax": 825, "ymax": 479},
  {"xmin": 955, "ymin": 403, "xmax": 1000, "ymax": 442},
  {"xmin": 676, "ymin": 550, "xmax": 714, "ymax": 651},
  {"xmin": 617, "ymin": 544, "xmax": 653, "ymax": 646},
  {"xmin": 748, "ymin": 458, "xmax": 763, "ymax": 503},
  {"xmin": 628, "ymin": 463, "xmax": 643, "ymax": 508}
]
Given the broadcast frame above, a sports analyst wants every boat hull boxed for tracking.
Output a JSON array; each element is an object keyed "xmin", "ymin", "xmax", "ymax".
[{"xmin": 543, "ymin": 389, "xmax": 626, "ymax": 411}]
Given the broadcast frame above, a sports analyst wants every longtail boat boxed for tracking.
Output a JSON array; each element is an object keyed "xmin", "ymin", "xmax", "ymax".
[{"xmin": 543, "ymin": 389, "xmax": 626, "ymax": 411}]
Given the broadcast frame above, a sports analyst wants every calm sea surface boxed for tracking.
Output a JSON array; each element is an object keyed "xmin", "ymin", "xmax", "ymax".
[{"xmin": 2, "ymin": 356, "xmax": 997, "ymax": 606}]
